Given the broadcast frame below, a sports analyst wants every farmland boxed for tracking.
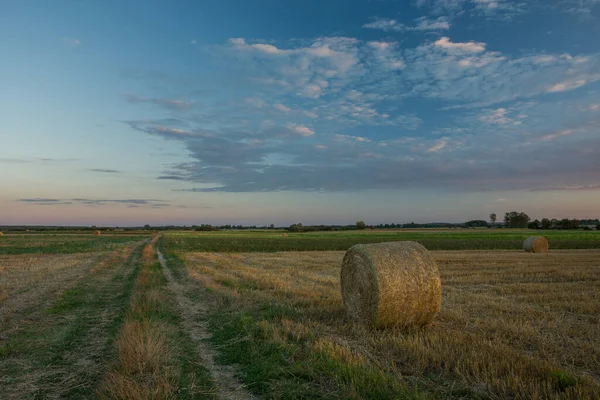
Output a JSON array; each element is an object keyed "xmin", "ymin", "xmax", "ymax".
[
  {"xmin": 1, "ymin": 230, "xmax": 599, "ymax": 399},
  {"xmin": 164, "ymin": 229, "xmax": 600, "ymax": 252}
]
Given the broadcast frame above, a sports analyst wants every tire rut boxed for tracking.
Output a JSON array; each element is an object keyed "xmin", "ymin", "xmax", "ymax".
[{"xmin": 157, "ymin": 249, "xmax": 255, "ymax": 400}]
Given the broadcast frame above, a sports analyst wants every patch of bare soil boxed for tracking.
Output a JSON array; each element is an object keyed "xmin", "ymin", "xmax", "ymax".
[{"xmin": 157, "ymin": 249, "xmax": 255, "ymax": 400}]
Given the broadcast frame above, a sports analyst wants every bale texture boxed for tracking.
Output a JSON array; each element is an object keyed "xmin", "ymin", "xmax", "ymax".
[
  {"xmin": 523, "ymin": 236, "xmax": 549, "ymax": 253},
  {"xmin": 341, "ymin": 241, "xmax": 441, "ymax": 328},
  {"xmin": 93, "ymin": 230, "xmax": 101, "ymax": 236},
  {"xmin": 0, "ymin": 232, "xmax": 3, "ymax": 236}
]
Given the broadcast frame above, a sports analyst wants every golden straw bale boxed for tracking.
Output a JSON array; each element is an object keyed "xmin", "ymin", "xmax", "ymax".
[
  {"xmin": 523, "ymin": 236, "xmax": 549, "ymax": 253},
  {"xmin": 341, "ymin": 241, "xmax": 441, "ymax": 328}
]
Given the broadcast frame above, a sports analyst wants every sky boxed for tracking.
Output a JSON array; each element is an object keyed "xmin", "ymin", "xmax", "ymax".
[{"xmin": 1, "ymin": 0, "xmax": 599, "ymax": 226}]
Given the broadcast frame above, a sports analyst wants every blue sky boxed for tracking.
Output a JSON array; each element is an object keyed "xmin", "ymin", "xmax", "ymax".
[{"xmin": 1, "ymin": 0, "xmax": 599, "ymax": 226}]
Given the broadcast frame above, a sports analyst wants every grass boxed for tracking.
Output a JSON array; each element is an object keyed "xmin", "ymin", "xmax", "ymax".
[
  {"xmin": 0, "ymin": 241, "xmax": 145, "ymax": 398},
  {"xmin": 98, "ymin": 237, "xmax": 216, "ymax": 399},
  {"xmin": 0, "ymin": 233, "xmax": 151, "ymax": 255},
  {"xmin": 166, "ymin": 248, "xmax": 600, "ymax": 399},
  {"xmin": 162, "ymin": 229, "xmax": 600, "ymax": 252}
]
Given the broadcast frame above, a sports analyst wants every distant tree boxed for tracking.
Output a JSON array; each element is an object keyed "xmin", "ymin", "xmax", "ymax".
[
  {"xmin": 489, "ymin": 213, "xmax": 497, "ymax": 226},
  {"xmin": 504, "ymin": 211, "xmax": 531, "ymax": 228},
  {"xmin": 144, "ymin": 224, "xmax": 151, "ymax": 230},
  {"xmin": 466, "ymin": 220, "xmax": 488, "ymax": 227},
  {"xmin": 356, "ymin": 220, "xmax": 366, "ymax": 230},
  {"xmin": 288, "ymin": 224, "xmax": 299, "ymax": 232},
  {"xmin": 541, "ymin": 218, "xmax": 551, "ymax": 229},
  {"xmin": 528, "ymin": 219, "xmax": 541, "ymax": 229},
  {"xmin": 269, "ymin": 224, "xmax": 275, "ymax": 229}
]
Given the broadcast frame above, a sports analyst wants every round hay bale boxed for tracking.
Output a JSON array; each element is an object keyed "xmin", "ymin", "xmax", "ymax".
[
  {"xmin": 282, "ymin": 233, "xmax": 289, "ymax": 237},
  {"xmin": 341, "ymin": 241, "xmax": 441, "ymax": 328},
  {"xmin": 0, "ymin": 232, "xmax": 3, "ymax": 236},
  {"xmin": 93, "ymin": 230, "xmax": 101, "ymax": 236},
  {"xmin": 523, "ymin": 236, "xmax": 549, "ymax": 253}
]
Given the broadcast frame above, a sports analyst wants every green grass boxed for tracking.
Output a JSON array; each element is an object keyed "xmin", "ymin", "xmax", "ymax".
[
  {"xmin": 0, "ymin": 234, "xmax": 151, "ymax": 255},
  {"xmin": 162, "ymin": 229, "xmax": 600, "ymax": 252},
  {"xmin": 207, "ymin": 306, "xmax": 428, "ymax": 400}
]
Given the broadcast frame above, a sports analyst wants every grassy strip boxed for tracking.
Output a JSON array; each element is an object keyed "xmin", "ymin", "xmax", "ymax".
[
  {"xmin": 0, "ymin": 235, "xmax": 150, "ymax": 255},
  {"xmin": 0, "ymin": 242, "xmax": 145, "ymax": 398},
  {"xmin": 207, "ymin": 306, "xmax": 429, "ymax": 400},
  {"xmin": 160, "ymin": 248, "xmax": 429, "ymax": 399},
  {"xmin": 98, "ymin": 238, "xmax": 216, "ymax": 399},
  {"xmin": 162, "ymin": 233, "xmax": 600, "ymax": 252}
]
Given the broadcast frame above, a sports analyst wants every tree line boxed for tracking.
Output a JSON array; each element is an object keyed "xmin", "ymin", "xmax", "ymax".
[{"xmin": 500, "ymin": 212, "xmax": 598, "ymax": 230}]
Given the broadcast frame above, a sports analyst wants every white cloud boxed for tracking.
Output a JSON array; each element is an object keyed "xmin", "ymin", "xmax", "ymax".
[
  {"xmin": 368, "ymin": 41, "xmax": 394, "ymax": 50},
  {"xmin": 586, "ymin": 103, "xmax": 600, "ymax": 111},
  {"xmin": 547, "ymin": 79, "xmax": 588, "ymax": 93},
  {"xmin": 190, "ymin": 40, "xmax": 197, "ymax": 45},
  {"xmin": 413, "ymin": 16, "xmax": 451, "ymax": 30},
  {"xmin": 274, "ymin": 103, "xmax": 292, "ymax": 113},
  {"xmin": 541, "ymin": 128, "xmax": 577, "ymax": 141},
  {"xmin": 229, "ymin": 38, "xmax": 247, "ymax": 45},
  {"xmin": 479, "ymin": 108, "xmax": 526, "ymax": 125},
  {"xmin": 434, "ymin": 37, "xmax": 486, "ymax": 53},
  {"xmin": 245, "ymin": 97, "xmax": 267, "ymax": 108},
  {"xmin": 426, "ymin": 140, "xmax": 447, "ymax": 153},
  {"xmin": 417, "ymin": 0, "xmax": 526, "ymax": 20},
  {"xmin": 363, "ymin": 18, "xmax": 402, "ymax": 31},
  {"xmin": 287, "ymin": 124, "xmax": 315, "ymax": 137},
  {"xmin": 62, "ymin": 37, "xmax": 80, "ymax": 47},
  {"xmin": 334, "ymin": 134, "xmax": 372, "ymax": 143},
  {"xmin": 363, "ymin": 17, "xmax": 450, "ymax": 32},
  {"xmin": 251, "ymin": 43, "xmax": 284, "ymax": 54}
]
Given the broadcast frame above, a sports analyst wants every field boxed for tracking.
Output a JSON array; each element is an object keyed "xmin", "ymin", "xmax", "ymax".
[
  {"xmin": 163, "ymin": 229, "xmax": 600, "ymax": 252},
  {"xmin": 1, "ymin": 230, "xmax": 599, "ymax": 399}
]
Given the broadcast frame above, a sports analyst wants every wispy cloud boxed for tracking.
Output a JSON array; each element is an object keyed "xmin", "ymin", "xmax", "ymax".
[
  {"xmin": 416, "ymin": 0, "xmax": 527, "ymax": 20},
  {"xmin": 89, "ymin": 168, "xmax": 121, "ymax": 173},
  {"xmin": 546, "ymin": 79, "xmax": 590, "ymax": 93},
  {"xmin": 62, "ymin": 37, "xmax": 80, "ymax": 47},
  {"xmin": 123, "ymin": 94, "xmax": 195, "ymax": 110},
  {"xmin": 529, "ymin": 184, "xmax": 600, "ymax": 191},
  {"xmin": 363, "ymin": 16, "xmax": 450, "ymax": 32},
  {"xmin": 541, "ymin": 128, "xmax": 578, "ymax": 141},
  {"xmin": 18, "ymin": 198, "xmax": 170, "ymax": 207},
  {"xmin": 434, "ymin": 36, "xmax": 485, "ymax": 53}
]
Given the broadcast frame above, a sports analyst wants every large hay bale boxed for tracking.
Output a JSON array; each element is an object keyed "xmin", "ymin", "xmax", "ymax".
[
  {"xmin": 341, "ymin": 241, "xmax": 441, "ymax": 328},
  {"xmin": 0, "ymin": 232, "xmax": 3, "ymax": 236},
  {"xmin": 93, "ymin": 230, "xmax": 101, "ymax": 236},
  {"xmin": 523, "ymin": 236, "xmax": 549, "ymax": 253}
]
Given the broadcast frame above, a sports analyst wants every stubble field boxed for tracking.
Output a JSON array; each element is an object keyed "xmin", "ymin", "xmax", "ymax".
[{"xmin": 1, "ymin": 230, "xmax": 599, "ymax": 399}]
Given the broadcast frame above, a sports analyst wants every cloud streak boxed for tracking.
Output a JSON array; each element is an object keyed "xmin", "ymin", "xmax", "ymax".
[{"xmin": 18, "ymin": 198, "xmax": 170, "ymax": 207}]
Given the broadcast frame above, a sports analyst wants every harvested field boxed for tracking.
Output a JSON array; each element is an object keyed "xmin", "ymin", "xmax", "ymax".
[
  {"xmin": 0, "ymin": 252, "xmax": 104, "ymax": 331},
  {"xmin": 175, "ymin": 249, "xmax": 600, "ymax": 399},
  {"xmin": 2, "ymin": 229, "xmax": 599, "ymax": 399}
]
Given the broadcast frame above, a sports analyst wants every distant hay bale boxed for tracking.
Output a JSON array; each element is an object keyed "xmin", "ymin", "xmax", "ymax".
[
  {"xmin": 341, "ymin": 241, "xmax": 441, "ymax": 328},
  {"xmin": 282, "ymin": 233, "xmax": 288, "ymax": 237},
  {"xmin": 523, "ymin": 236, "xmax": 549, "ymax": 253},
  {"xmin": 0, "ymin": 232, "xmax": 3, "ymax": 236},
  {"xmin": 93, "ymin": 230, "xmax": 101, "ymax": 236}
]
